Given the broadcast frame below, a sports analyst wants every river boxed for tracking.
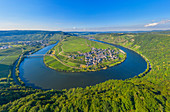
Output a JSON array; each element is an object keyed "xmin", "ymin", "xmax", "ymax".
[{"xmin": 19, "ymin": 40, "xmax": 147, "ymax": 90}]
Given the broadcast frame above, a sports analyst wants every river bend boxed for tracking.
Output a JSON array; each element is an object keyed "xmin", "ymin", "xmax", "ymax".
[{"xmin": 19, "ymin": 40, "xmax": 147, "ymax": 89}]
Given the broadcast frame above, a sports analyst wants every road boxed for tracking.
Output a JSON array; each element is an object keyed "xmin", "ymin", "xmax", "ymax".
[{"xmin": 0, "ymin": 55, "xmax": 10, "ymax": 63}]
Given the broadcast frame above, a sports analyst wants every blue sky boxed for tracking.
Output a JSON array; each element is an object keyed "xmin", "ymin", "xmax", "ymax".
[{"xmin": 0, "ymin": 0, "xmax": 170, "ymax": 31}]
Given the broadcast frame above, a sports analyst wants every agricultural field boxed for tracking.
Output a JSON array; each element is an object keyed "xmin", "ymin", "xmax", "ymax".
[
  {"xmin": 61, "ymin": 36, "xmax": 115, "ymax": 53},
  {"xmin": 0, "ymin": 47, "xmax": 22, "ymax": 78}
]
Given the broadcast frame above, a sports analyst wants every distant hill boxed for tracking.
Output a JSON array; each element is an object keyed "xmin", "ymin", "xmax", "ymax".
[
  {"xmin": 0, "ymin": 30, "xmax": 71, "ymax": 42},
  {"xmin": 67, "ymin": 30, "xmax": 170, "ymax": 34}
]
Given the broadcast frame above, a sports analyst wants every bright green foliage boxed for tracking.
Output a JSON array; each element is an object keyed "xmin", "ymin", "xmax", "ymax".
[{"xmin": 0, "ymin": 80, "xmax": 168, "ymax": 112}]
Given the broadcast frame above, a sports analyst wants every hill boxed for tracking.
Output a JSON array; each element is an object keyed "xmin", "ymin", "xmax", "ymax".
[{"xmin": 0, "ymin": 30, "xmax": 69, "ymax": 42}]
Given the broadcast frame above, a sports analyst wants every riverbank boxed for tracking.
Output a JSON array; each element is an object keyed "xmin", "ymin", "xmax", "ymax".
[{"xmin": 121, "ymin": 45, "xmax": 151, "ymax": 78}]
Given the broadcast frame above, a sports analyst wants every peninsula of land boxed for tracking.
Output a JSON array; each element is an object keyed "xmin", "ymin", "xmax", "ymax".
[{"xmin": 44, "ymin": 36, "xmax": 126, "ymax": 72}]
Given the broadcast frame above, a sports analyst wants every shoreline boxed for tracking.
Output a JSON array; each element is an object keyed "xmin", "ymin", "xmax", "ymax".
[{"xmin": 43, "ymin": 53, "xmax": 127, "ymax": 73}]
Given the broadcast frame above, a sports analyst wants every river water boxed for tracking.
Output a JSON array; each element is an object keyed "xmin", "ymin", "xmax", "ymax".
[{"xmin": 19, "ymin": 40, "xmax": 147, "ymax": 90}]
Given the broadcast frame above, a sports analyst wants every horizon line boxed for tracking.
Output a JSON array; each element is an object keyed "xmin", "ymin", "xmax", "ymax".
[{"xmin": 0, "ymin": 29, "xmax": 170, "ymax": 32}]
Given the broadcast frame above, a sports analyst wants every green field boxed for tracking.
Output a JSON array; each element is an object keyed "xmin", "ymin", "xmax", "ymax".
[
  {"xmin": 0, "ymin": 47, "xmax": 22, "ymax": 78},
  {"xmin": 44, "ymin": 36, "xmax": 126, "ymax": 72},
  {"xmin": 62, "ymin": 36, "xmax": 116, "ymax": 53},
  {"xmin": 44, "ymin": 56, "xmax": 77, "ymax": 72}
]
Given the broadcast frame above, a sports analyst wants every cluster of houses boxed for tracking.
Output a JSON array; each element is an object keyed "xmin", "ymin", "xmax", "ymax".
[
  {"xmin": 0, "ymin": 40, "xmax": 50, "ymax": 50},
  {"xmin": 0, "ymin": 45, "xmax": 13, "ymax": 50},
  {"xmin": 68, "ymin": 47, "xmax": 119, "ymax": 67}
]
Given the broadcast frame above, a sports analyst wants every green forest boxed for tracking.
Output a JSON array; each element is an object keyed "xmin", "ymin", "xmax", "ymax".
[{"xmin": 0, "ymin": 31, "xmax": 169, "ymax": 112}]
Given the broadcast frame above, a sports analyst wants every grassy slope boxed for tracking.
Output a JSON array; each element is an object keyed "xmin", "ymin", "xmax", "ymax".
[{"xmin": 0, "ymin": 32, "xmax": 169, "ymax": 112}]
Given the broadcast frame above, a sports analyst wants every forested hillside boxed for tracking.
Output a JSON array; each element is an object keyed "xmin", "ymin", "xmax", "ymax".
[
  {"xmin": 0, "ymin": 31, "xmax": 169, "ymax": 112},
  {"xmin": 92, "ymin": 32, "xmax": 170, "ymax": 85}
]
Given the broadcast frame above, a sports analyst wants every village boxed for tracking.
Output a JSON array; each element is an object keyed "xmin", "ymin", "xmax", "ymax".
[
  {"xmin": 68, "ymin": 47, "xmax": 119, "ymax": 67},
  {"xmin": 0, "ymin": 45, "xmax": 13, "ymax": 50},
  {"xmin": 0, "ymin": 40, "xmax": 50, "ymax": 50}
]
